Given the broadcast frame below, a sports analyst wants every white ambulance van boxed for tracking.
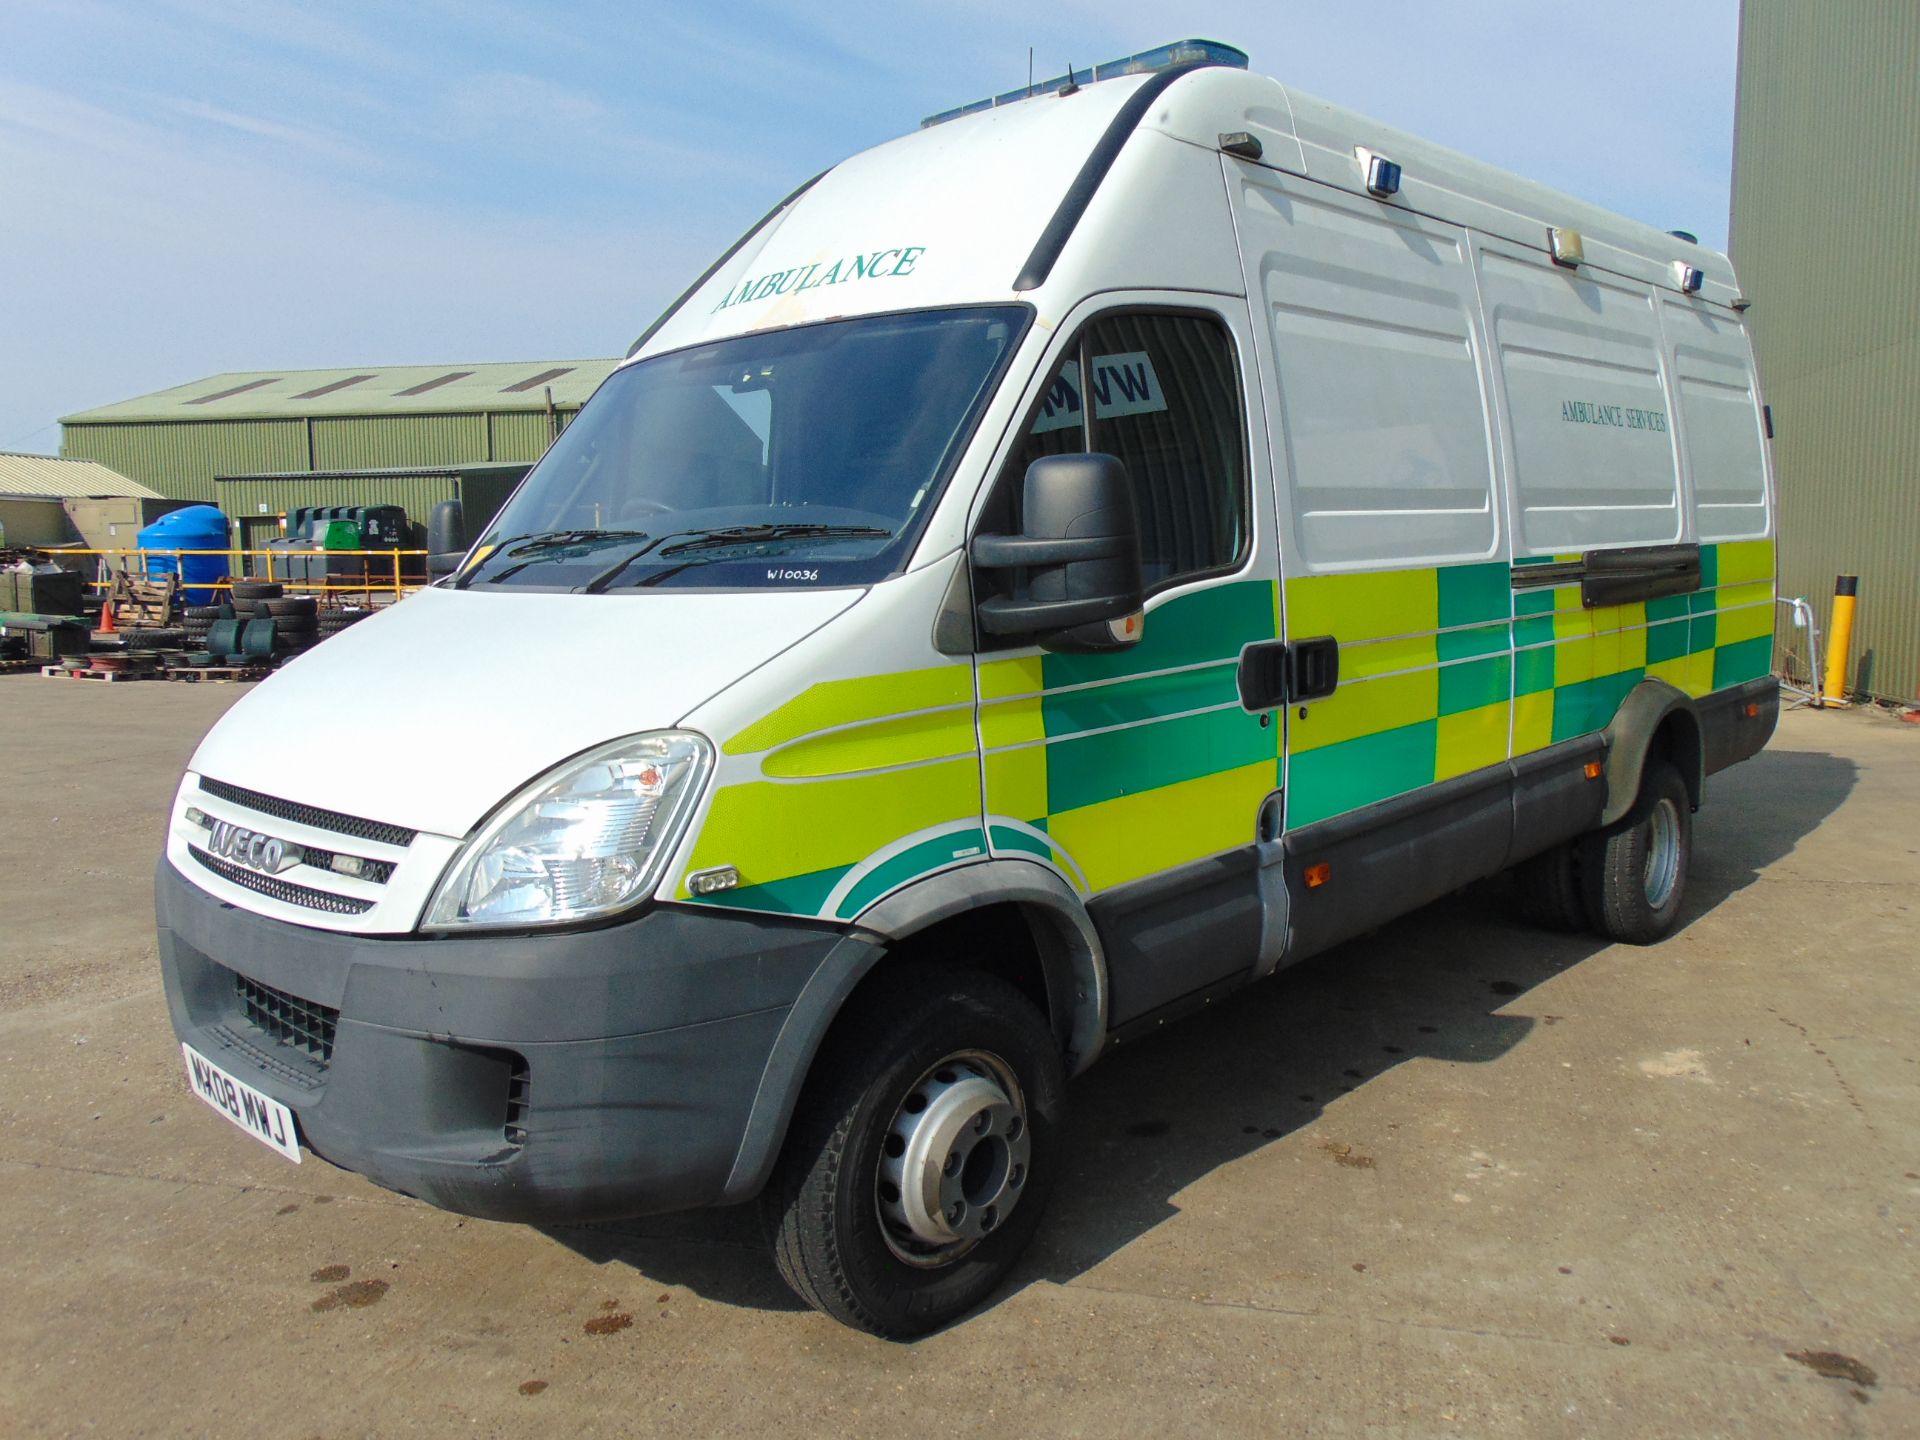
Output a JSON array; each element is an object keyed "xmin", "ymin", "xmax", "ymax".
[{"xmin": 158, "ymin": 41, "xmax": 1777, "ymax": 1336}]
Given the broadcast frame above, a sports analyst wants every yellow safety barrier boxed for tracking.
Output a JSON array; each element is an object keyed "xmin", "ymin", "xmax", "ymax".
[
  {"xmin": 1822, "ymin": 575, "xmax": 1859, "ymax": 707},
  {"xmin": 34, "ymin": 547, "xmax": 431, "ymax": 602}
]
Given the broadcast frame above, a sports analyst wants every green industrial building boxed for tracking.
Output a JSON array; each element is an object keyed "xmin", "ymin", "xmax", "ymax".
[
  {"xmin": 59, "ymin": 358, "xmax": 621, "ymax": 547},
  {"xmin": 1733, "ymin": 0, "xmax": 1920, "ymax": 702}
]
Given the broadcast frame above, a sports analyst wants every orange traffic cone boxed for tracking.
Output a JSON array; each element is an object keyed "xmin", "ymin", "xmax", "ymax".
[{"xmin": 98, "ymin": 597, "xmax": 116, "ymax": 633}]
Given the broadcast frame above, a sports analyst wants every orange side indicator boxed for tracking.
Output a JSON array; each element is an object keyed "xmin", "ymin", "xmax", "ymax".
[
  {"xmin": 1583, "ymin": 761, "xmax": 1603, "ymax": 779},
  {"xmin": 1305, "ymin": 862, "xmax": 1331, "ymax": 888},
  {"xmin": 1745, "ymin": 702, "xmax": 1761, "ymax": 718}
]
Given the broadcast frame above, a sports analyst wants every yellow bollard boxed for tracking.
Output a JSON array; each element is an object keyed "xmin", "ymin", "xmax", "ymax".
[{"xmin": 1822, "ymin": 575, "xmax": 1858, "ymax": 705}]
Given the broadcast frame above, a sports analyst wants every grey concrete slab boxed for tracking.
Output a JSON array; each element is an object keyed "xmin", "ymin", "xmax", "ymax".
[{"xmin": 0, "ymin": 674, "xmax": 1914, "ymax": 1436}]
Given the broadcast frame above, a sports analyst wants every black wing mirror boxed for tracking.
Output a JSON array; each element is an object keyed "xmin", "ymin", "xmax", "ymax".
[{"xmin": 971, "ymin": 453, "xmax": 1144, "ymax": 652}]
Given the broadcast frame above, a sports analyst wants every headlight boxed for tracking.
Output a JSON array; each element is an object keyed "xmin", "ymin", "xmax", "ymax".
[{"xmin": 424, "ymin": 731, "xmax": 712, "ymax": 930}]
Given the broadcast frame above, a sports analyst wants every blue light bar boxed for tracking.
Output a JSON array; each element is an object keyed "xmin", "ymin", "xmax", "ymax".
[{"xmin": 921, "ymin": 39, "xmax": 1249, "ymax": 127}]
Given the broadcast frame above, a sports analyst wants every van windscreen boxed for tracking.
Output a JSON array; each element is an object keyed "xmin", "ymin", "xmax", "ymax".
[{"xmin": 462, "ymin": 306, "xmax": 1027, "ymax": 591}]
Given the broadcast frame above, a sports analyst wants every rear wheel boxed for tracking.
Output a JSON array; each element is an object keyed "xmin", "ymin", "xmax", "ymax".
[
  {"xmin": 1580, "ymin": 763, "xmax": 1692, "ymax": 944},
  {"xmin": 1513, "ymin": 840, "xmax": 1590, "ymax": 931},
  {"xmin": 763, "ymin": 967, "xmax": 1064, "ymax": 1338}
]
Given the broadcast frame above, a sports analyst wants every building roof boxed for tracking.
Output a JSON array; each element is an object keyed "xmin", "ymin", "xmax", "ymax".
[
  {"xmin": 62, "ymin": 359, "xmax": 623, "ymax": 425},
  {"xmin": 0, "ymin": 452, "xmax": 163, "ymax": 500}
]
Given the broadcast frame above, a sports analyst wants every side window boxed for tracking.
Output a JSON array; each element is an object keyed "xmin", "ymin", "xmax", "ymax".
[{"xmin": 988, "ymin": 311, "xmax": 1248, "ymax": 591}]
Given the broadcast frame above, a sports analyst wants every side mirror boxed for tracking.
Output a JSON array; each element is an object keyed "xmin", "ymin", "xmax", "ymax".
[
  {"xmin": 971, "ymin": 453, "xmax": 1144, "ymax": 651},
  {"xmin": 427, "ymin": 498, "xmax": 467, "ymax": 578}
]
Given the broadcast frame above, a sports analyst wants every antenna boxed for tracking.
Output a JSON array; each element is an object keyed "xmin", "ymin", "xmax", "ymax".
[
  {"xmin": 1059, "ymin": 60, "xmax": 1078, "ymax": 97},
  {"xmin": 1027, "ymin": 47, "xmax": 1034, "ymax": 97}
]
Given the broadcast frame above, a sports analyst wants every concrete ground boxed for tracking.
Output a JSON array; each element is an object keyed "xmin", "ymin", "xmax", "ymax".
[{"xmin": 0, "ymin": 676, "xmax": 1914, "ymax": 1438}]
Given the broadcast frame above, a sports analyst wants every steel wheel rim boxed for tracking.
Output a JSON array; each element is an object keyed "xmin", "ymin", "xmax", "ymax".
[
  {"xmin": 875, "ymin": 1049, "xmax": 1030, "ymax": 1269},
  {"xmin": 1643, "ymin": 796, "xmax": 1682, "ymax": 909}
]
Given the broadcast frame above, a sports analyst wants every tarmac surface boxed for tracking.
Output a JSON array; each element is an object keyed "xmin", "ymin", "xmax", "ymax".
[{"xmin": 1, "ymin": 675, "xmax": 1914, "ymax": 1437}]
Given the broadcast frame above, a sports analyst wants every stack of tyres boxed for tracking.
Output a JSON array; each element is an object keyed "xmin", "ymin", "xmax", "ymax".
[
  {"xmin": 316, "ymin": 606, "xmax": 373, "ymax": 642},
  {"xmin": 180, "ymin": 604, "xmax": 229, "ymax": 649},
  {"xmin": 264, "ymin": 597, "xmax": 318, "ymax": 657}
]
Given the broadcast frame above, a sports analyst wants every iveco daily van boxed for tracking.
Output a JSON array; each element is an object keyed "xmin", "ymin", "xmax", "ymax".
[{"xmin": 159, "ymin": 40, "xmax": 1779, "ymax": 1336}]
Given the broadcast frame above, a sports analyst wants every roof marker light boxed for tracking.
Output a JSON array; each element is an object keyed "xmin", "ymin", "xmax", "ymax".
[
  {"xmin": 1674, "ymin": 260, "xmax": 1705, "ymax": 294},
  {"xmin": 921, "ymin": 38, "xmax": 1249, "ymax": 127},
  {"xmin": 1357, "ymin": 147, "xmax": 1402, "ymax": 198},
  {"xmin": 1549, "ymin": 226, "xmax": 1585, "ymax": 268},
  {"xmin": 1219, "ymin": 131, "xmax": 1263, "ymax": 160}
]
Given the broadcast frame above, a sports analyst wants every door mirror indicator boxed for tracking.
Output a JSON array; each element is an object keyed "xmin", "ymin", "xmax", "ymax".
[{"xmin": 972, "ymin": 453, "xmax": 1145, "ymax": 652}]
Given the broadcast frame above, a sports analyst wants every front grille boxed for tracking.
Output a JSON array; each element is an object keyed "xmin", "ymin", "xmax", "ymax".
[
  {"xmin": 197, "ymin": 776, "xmax": 417, "ymax": 848},
  {"xmin": 291, "ymin": 842, "xmax": 396, "ymax": 885},
  {"xmin": 190, "ymin": 846, "xmax": 375, "ymax": 915},
  {"xmin": 203, "ymin": 1023, "xmax": 325, "ymax": 1089},
  {"xmin": 235, "ymin": 972, "xmax": 339, "ymax": 1066},
  {"xmin": 505, "ymin": 1055, "xmax": 531, "ymax": 1145}
]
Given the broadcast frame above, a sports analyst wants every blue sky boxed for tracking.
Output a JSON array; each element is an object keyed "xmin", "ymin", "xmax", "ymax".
[{"xmin": 0, "ymin": 1, "xmax": 1741, "ymax": 452}]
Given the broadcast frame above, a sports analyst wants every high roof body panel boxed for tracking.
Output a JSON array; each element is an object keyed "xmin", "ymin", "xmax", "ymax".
[
  {"xmin": 62, "ymin": 359, "xmax": 623, "ymax": 425},
  {"xmin": 638, "ymin": 74, "xmax": 1156, "ymax": 357},
  {"xmin": 635, "ymin": 60, "xmax": 1740, "ymax": 361}
]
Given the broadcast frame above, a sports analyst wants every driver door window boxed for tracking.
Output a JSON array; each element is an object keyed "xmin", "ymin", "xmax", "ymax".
[{"xmin": 989, "ymin": 310, "xmax": 1249, "ymax": 593}]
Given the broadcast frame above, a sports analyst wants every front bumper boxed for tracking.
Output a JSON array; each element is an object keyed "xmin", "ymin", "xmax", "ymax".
[{"xmin": 156, "ymin": 859, "xmax": 845, "ymax": 1223}]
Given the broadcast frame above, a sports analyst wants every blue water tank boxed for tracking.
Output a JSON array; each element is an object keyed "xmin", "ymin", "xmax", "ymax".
[{"xmin": 137, "ymin": 505, "xmax": 231, "ymax": 605}]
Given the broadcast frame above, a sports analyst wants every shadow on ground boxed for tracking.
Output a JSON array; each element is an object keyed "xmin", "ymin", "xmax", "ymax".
[{"xmin": 547, "ymin": 746, "xmax": 1856, "ymax": 1323}]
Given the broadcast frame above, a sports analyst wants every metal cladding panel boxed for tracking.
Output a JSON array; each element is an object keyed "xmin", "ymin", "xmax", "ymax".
[
  {"xmin": 310, "ymin": 415, "xmax": 488, "ymax": 472},
  {"xmin": 1733, "ymin": 0, "xmax": 1920, "ymax": 700},
  {"xmin": 487, "ymin": 410, "xmax": 564, "ymax": 461},
  {"xmin": 61, "ymin": 422, "xmax": 306, "ymax": 503}
]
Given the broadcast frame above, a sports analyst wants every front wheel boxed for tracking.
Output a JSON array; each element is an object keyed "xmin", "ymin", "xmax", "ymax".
[
  {"xmin": 1580, "ymin": 762, "xmax": 1692, "ymax": 944},
  {"xmin": 762, "ymin": 967, "xmax": 1065, "ymax": 1338}
]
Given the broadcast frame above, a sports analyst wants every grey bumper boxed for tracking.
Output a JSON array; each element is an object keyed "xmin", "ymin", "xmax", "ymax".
[{"xmin": 156, "ymin": 860, "xmax": 865, "ymax": 1223}]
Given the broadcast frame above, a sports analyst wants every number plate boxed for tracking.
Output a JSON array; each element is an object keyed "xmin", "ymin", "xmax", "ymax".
[{"xmin": 182, "ymin": 1043, "xmax": 302, "ymax": 1163}]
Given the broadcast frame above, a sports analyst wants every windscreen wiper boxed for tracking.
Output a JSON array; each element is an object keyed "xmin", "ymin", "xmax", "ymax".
[
  {"xmin": 654, "ymin": 523, "xmax": 890, "ymax": 556},
  {"xmin": 585, "ymin": 524, "xmax": 894, "ymax": 593},
  {"xmin": 453, "ymin": 528, "xmax": 651, "ymax": 588}
]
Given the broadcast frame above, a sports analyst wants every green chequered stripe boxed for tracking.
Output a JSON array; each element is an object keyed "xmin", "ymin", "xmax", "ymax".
[
  {"xmin": 1284, "ymin": 560, "xmax": 1513, "ymax": 826},
  {"xmin": 1285, "ymin": 541, "xmax": 1774, "ymax": 829},
  {"xmin": 981, "ymin": 580, "xmax": 1281, "ymax": 893}
]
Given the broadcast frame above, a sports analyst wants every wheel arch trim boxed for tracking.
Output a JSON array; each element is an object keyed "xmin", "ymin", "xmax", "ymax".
[
  {"xmin": 1602, "ymin": 678, "xmax": 1704, "ymax": 826},
  {"xmin": 720, "ymin": 860, "xmax": 1107, "ymax": 1203}
]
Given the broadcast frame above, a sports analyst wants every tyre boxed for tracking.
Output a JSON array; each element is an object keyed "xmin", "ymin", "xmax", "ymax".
[
  {"xmin": 229, "ymin": 581, "xmax": 283, "ymax": 602},
  {"xmin": 264, "ymin": 597, "xmax": 317, "ymax": 618},
  {"xmin": 1579, "ymin": 762, "xmax": 1692, "ymax": 945},
  {"xmin": 763, "ymin": 967, "xmax": 1065, "ymax": 1338},
  {"xmin": 183, "ymin": 604, "xmax": 224, "ymax": 622},
  {"xmin": 1514, "ymin": 840, "xmax": 1590, "ymax": 931}
]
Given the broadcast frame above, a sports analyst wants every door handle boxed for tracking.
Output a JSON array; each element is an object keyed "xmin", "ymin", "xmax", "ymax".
[{"xmin": 1237, "ymin": 637, "xmax": 1340, "ymax": 711}]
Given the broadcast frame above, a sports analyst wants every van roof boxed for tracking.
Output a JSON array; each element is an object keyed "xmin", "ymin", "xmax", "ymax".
[{"xmin": 636, "ymin": 58, "xmax": 1737, "ymax": 359}]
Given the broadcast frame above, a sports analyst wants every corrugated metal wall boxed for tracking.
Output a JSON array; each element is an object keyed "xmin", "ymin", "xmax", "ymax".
[
  {"xmin": 62, "ymin": 420, "xmax": 306, "ymax": 503},
  {"xmin": 61, "ymin": 409, "xmax": 570, "ymax": 508},
  {"xmin": 310, "ymin": 415, "xmax": 488, "ymax": 470},
  {"xmin": 488, "ymin": 411, "xmax": 565, "ymax": 460},
  {"xmin": 1733, "ymin": 0, "xmax": 1920, "ymax": 701}
]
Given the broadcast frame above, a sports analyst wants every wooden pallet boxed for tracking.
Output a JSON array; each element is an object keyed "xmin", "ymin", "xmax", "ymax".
[
  {"xmin": 159, "ymin": 665, "xmax": 268, "ymax": 683},
  {"xmin": 107, "ymin": 573, "xmax": 180, "ymax": 630},
  {"xmin": 42, "ymin": 664, "xmax": 154, "ymax": 682}
]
